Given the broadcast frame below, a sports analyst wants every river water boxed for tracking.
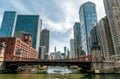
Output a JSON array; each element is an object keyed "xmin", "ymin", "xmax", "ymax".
[
  {"xmin": 0, "ymin": 74, "xmax": 120, "ymax": 79},
  {"xmin": 0, "ymin": 67, "xmax": 120, "ymax": 79}
]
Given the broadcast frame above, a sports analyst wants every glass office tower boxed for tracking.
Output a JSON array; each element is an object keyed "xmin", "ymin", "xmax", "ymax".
[
  {"xmin": 0, "ymin": 11, "xmax": 17, "ymax": 37},
  {"xmin": 15, "ymin": 15, "xmax": 41, "ymax": 51},
  {"xmin": 79, "ymin": 2, "xmax": 97, "ymax": 55},
  {"xmin": 73, "ymin": 22, "xmax": 81, "ymax": 57}
]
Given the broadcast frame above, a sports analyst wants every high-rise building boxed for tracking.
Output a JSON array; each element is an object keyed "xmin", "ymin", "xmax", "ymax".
[
  {"xmin": 90, "ymin": 26, "xmax": 99, "ymax": 46},
  {"xmin": 103, "ymin": 0, "xmax": 120, "ymax": 55},
  {"xmin": 70, "ymin": 39, "xmax": 75, "ymax": 58},
  {"xmin": 55, "ymin": 51, "xmax": 61, "ymax": 59},
  {"xmin": 39, "ymin": 46, "xmax": 46, "ymax": 59},
  {"xmin": 61, "ymin": 53, "xmax": 65, "ymax": 59},
  {"xmin": 15, "ymin": 15, "xmax": 41, "ymax": 51},
  {"xmin": 97, "ymin": 16, "xmax": 115, "ymax": 58},
  {"xmin": 79, "ymin": 2, "xmax": 97, "ymax": 55},
  {"xmin": 50, "ymin": 52, "xmax": 55, "ymax": 59},
  {"xmin": 67, "ymin": 49, "xmax": 70, "ymax": 59},
  {"xmin": 54, "ymin": 46, "xmax": 56, "ymax": 53},
  {"xmin": 73, "ymin": 22, "xmax": 81, "ymax": 57},
  {"xmin": 90, "ymin": 26, "xmax": 100, "ymax": 50},
  {"xmin": 40, "ymin": 28, "xmax": 50, "ymax": 54},
  {"xmin": 64, "ymin": 46, "xmax": 67, "ymax": 58},
  {"xmin": 0, "ymin": 11, "xmax": 17, "ymax": 37}
]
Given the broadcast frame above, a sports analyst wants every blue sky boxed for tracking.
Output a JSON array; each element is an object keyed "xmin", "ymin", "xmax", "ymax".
[{"xmin": 0, "ymin": 0, "xmax": 105, "ymax": 53}]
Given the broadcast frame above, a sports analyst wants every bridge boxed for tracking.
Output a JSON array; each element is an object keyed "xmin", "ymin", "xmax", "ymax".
[
  {"xmin": 0, "ymin": 49, "xmax": 120, "ymax": 73},
  {"xmin": 0, "ymin": 41, "xmax": 93, "ymax": 72},
  {"xmin": 0, "ymin": 53, "xmax": 120, "ymax": 74},
  {"xmin": 3, "ymin": 54, "xmax": 92, "ymax": 71}
]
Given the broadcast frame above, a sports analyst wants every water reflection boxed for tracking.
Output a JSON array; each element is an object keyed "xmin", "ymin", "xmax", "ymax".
[
  {"xmin": 0, "ymin": 74, "xmax": 84, "ymax": 79},
  {"xmin": 0, "ymin": 67, "xmax": 120, "ymax": 79},
  {"xmin": 0, "ymin": 74, "xmax": 120, "ymax": 79},
  {"xmin": 82, "ymin": 74, "xmax": 120, "ymax": 79},
  {"xmin": 47, "ymin": 67, "xmax": 71, "ymax": 74}
]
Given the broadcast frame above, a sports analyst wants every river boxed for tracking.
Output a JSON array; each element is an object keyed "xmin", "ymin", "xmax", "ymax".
[
  {"xmin": 0, "ymin": 67, "xmax": 120, "ymax": 79},
  {"xmin": 0, "ymin": 74, "xmax": 120, "ymax": 79}
]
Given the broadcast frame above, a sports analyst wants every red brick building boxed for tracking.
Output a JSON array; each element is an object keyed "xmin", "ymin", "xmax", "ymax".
[{"xmin": 0, "ymin": 34, "xmax": 38, "ymax": 59}]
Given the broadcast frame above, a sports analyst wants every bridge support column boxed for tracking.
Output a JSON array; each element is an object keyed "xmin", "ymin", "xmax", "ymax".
[
  {"xmin": 68, "ymin": 65, "xmax": 70, "ymax": 69},
  {"xmin": 0, "ymin": 41, "xmax": 6, "ymax": 71},
  {"xmin": 91, "ymin": 46, "xmax": 120, "ymax": 73},
  {"xmin": 91, "ymin": 47, "xmax": 103, "ymax": 74}
]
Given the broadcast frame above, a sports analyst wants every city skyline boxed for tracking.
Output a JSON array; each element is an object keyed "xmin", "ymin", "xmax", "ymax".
[{"xmin": 0, "ymin": 0, "xmax": 105, "ymax": 52}]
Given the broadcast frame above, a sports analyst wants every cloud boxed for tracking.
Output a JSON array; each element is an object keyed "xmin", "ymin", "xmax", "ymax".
[
  {"xmin": 50, "ymin": 38, "xmax": 65, "ymax": 52},
  {"xmin": 49, "ymin": 29, "xmax": 73, "ymax": 52},
  {"xmin": 41, "ymin": 0, "xmax": 106, "ymax": 52},
  {"xmin": 42, "ymin": 16, "xmax": 73, "ymax": 34},
  {"xmin": 40, "ymin": 0, "xmax": 81, "ymax": 35},
  {"xmin": 10, "ymin": 0, "xmax": 32, "ymax": 14},
  {"xmin": 29, "ymin": 0, "xmax": 66, "ymax": 22}
]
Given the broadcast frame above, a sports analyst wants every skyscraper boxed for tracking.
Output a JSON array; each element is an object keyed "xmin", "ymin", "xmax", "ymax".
[
  {"xmin": 90, "ymin": 26, "xmax": 99, "ymax": 45},
  {"xmin": 64, "ymin": 46, "xmax": 67, "ymax": 58},
  {"xmin": 79, "ymin": 2, "xmax": 97, "ymax": 55},
  {"xmin": 40, "ymin": 28, "xmax": 50, "ymax": 54},
  {"xmin": 97, "ymin": 16, "xmax": 115, "ymax": 58},
  {"xmin": 55, "ymin": 51, "xmax": 61, "ymax": 59},
  {"xmin": 39, "ymin": 46, "xmax": 46, "ymax": 59},
  {"xmin": 73, "ymin": 22, "xmax": 81, "ymax": 57},
  {"xmin": 15, "ymin": 15, "xmax": 41, "ymax": 51},
  {"xmin": 70, "ymin": 39, "xmax": 75, "ymax": 58},
  {"xmin": 90, "ymin": 26, "xmax": 100, "ymax": 50},
  {"xmin": 103, "ymin": 0, "xmax": 120, "ymax": 55},
  {"xmin": 54, "ymin": 46, "xmax": 56, "ymax": 53},
  {"xmin": 0, "ymin": 11, "xmax": 17, "ymax": 37}
]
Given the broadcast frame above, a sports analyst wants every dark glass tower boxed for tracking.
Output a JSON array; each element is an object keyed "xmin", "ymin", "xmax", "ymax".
[
  {"xmin": 90, "ymin": 26, "xmax": 100, "ymax": 50},
  {"xmin": 15, "ymin": 15, "xmax": 41, "ymax": 51},
  {"xmin": 40, "ymin": 28, "xmax": 50, "ymax": 54},
  {"xmin": 0, "ymin": 11, "xmax": 17, "ymax": 37},
  {"xmin": 79, "ymin": 2, "xmax": 97, "ymax": 55}
]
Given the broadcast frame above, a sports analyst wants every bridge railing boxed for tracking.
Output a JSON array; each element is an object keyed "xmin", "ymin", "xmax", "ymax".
[
  {"xmin": 4, "ymin": 54, "xmax": 37, "ymax": 61},
  {"xmin": 64, "ymin": 55, "xmax": 92, "ymax": 61},
  {"xmin": 4, "ymin": 54, "xmax": 92, "ymax": 62}
]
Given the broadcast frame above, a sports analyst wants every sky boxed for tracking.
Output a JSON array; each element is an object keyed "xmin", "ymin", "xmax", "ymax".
[{"xmin": 0, "ymin": 0, "xmax": 105, "ymax": 53}]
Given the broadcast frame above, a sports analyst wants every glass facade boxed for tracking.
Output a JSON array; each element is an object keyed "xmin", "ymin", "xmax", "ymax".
[
  {"xmin": 15, "ymin": 15, "xmax": 41, "ymax": 51},
  {"xmin": 90, "ymin": 26, "xmax": 99, "ymax": 45},
  {"xmin": 79, "ymin": 2, "xmax": 97, "ymax": 55},
  {"xmin": 73, "ymin": 22, "xmax": 81, "ymax": 57},
  {"xmin": 0, "ymin": 11, "xmax": 16, "ymax": 37}
]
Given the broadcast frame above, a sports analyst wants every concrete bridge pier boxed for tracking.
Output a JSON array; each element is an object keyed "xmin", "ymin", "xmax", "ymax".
[
  {"xmin": 77, "ymin": 62, "xmax": 91, "ymax": 73},
  {"xmin": 90, "ymin": 48, "xmax": 120, "ymax": 73},
  {"xmin": 91, "ymin": 61, "xmax": 120, "ymax": 73},
  {"xmin": 67, "ymin": 65, "xmax": 70, "ymax": 69},
  {"xmin": 91, "ymin": 47, "xmax": 103, "ymax": 73}
]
